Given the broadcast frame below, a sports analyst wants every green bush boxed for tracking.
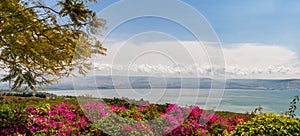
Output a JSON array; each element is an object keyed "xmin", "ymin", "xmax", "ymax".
[
  {"xmin": 229, "ymin": 113, "xmax": 300, "ymax": 135},
  {"xmin": 0, "ymin": 104, "xmax": 30, "ymax": 135}
]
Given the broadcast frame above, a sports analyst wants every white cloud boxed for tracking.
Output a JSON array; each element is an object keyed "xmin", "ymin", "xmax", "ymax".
[
  {"xmin": 91, "ymin": 41, "xmax": 300, "ymax": 79},
  {"xmin": 1, "ymin": 40, "xmax": 298, "ymax": 79},
  {"xmin": 93, "ymin": 63, "xmax": 222, "ymax": 77},
  {"xmin": 223, "ymin": 43, "xmax": 300, "ymax": 79},
  {"xmin": 223, "ymin": 43, "xmax": 298, "ymax": 68}
]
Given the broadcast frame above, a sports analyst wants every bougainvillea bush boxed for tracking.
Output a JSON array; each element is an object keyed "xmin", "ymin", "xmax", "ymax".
[
  {"xmin": 0, "ymin": 102, "xmax": 105, "ymax": 135},
  {"xmin": 1, "ymin": 96, "xmax": 299, "ymax": 135}
]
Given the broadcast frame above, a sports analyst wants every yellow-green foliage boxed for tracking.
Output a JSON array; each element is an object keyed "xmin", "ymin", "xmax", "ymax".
[
  {"xmin": 229, "ymin": 113, "xmax": 300, "ymax": 135},
  {"xmin": 0, "ymin": 0, "xmax": 106, "ymax": 90}
]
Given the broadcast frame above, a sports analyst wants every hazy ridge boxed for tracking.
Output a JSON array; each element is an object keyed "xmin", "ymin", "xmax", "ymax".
[{"xmin": 44, "ymin": 76, "xmax": 300, "ymax": 90}]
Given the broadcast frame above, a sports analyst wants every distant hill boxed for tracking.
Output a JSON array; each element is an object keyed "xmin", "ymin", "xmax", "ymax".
[{"xmin": 41, "ymin": 76, "xmax": 300, "ymax": 90}]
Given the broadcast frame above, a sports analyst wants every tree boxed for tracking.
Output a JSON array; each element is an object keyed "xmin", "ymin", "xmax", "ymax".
[{"xmin": 0, "ymin": 0, "xmax": 106, "ymax": 91}]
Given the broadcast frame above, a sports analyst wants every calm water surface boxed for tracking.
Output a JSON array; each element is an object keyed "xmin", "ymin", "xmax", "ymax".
[{"xmin": 49, "ymin": 89, "xmax": 300, "ymax": 115}]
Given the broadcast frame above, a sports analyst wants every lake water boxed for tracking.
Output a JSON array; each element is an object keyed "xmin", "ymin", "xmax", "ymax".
[{"xmin": 49, "ymin": 89, "xmax": 300, "ymax": 115}]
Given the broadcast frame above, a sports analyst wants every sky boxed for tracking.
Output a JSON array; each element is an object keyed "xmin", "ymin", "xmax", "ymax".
[
  {"xmin": 87, "ymin": 0, "xmax": 300, "ymax": 47},
  {"xmin": 48, "ymin": 0, "xmax": 300, "ymax": 79}
]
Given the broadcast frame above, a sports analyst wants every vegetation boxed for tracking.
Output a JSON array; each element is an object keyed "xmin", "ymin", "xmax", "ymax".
[
  {"xmin": 0, "ymin": 96, "xmax": 252, "ymax": 135},
  {"xmin": 286, "ymin": 95, "xmax": 300, "ymax": 118},
  {"xmin": 230, "ymin": 113, "xmax": 300, "ymax": 135},
  {"xmin": 0, "ymin": 0, "xmax": 106, "ymax": 91},
  {"xmin": 1, "ymin": 94, "xmax": 300, "ymax": 135},
  {"xmin": 1, "ymin": 0, "xmax": 299, "ymax": 135},
  {"xmin": 229, "ymin": 94, "xmax": 300, "ymax": 135}
]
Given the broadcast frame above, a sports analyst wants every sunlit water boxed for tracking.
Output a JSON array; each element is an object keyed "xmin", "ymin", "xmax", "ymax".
[{"xmin": 49, "ymin": 89, "xmax": 300, "ymax": 115}]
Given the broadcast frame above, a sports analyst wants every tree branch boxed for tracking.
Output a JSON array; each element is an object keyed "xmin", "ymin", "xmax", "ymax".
[{"xmin": 28, "ymin": 5, "xmax": 60, "ymax": 14}]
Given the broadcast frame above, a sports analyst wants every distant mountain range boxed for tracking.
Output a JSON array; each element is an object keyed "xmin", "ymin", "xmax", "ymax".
[
  {"xmin": 47, "ymin": 76, "xmax": 300, "ymax": 90},
  {"xmin": 1, "ymin": 76, "xmax": 300, "ymax": 90}
]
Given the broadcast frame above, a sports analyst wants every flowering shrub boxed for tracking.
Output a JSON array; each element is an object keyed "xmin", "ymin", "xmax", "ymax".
[
  {"xmin": 0, "ymin": 97, "xmax": 261, "ymax": 135},
  {"xmin": 26, "ymin": 103, "xmax": 90, "ymax": 135},
  {"xmin": 163, "ymin": 106, "xmax": 251, "ymax": 136},
  {"xmin": 0, "ymin": 106, "xmax": 29, "ymax": 135},
  {"xmin": 0, "ymin": 102, "xmax": 105, "ymax": 136}
]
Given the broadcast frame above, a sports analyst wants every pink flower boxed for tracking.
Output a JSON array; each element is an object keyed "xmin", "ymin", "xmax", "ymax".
[
  {"xmin": 100, "ymin": 110, "xmax": 108, "ymax": 117},
  {"xmin": 50, "ymin": 106, "xmax": 55, "ymax": 110},
  {"xmin": 219, "ymin": 117, "xmax": 226, "ymax": 125},
  {"xmin": 137, "ymin": 106, "xmax": 143, "ymax": 111},
  {"xmin": 200, "ymin": 130, "xmax": 207, "ymax": 136},
  {"xmin": 166, "ymin": 104, "xmax": 177, "ymax": 113},
  {"xmin": 26, "ymin": 106, "xmax": 34, "ymax": 111},
  {"xmin": 136, "ymin": 123, "xmax": 143, "ymax": 130},
  {"xmin": 122, "ymin": 124, "xmax": 133, "ymax": 131},
  {"xmin": 110, "ymin": 105, "xmax": 118, "ymax": 110},
  {"xmin": 208, "ymin": 114, "xmax": 217, "ymax": 123},
  {"xmin": 227, "ymin": 127, "xmax": 234, "ymax": 131},
  {"xmin": 121, "ymin": 106, "xmax": 126, "ymax": 111}
]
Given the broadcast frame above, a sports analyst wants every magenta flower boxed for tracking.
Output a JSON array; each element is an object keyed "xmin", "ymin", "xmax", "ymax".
[
  {"xmin": 110, "ymin": 105, "xmax": 119, "ymax": 110},
  {"xmin": 122, "ymin": 124, "xmax": 133, "ymax": 131},
  {"xmin": 208, "ymin": 114, "xmax": 217, "ymax": 123},
  {"xmin": 137, "ymin": 106, "xmax": 143, "ymax": 111},
  {"xmin": 227, "ymin": 127, "xmax": 234, "ymax": 131},
  {"xmin": 26, "ymin": 106, "xmax": 34, "ymax": 111}
]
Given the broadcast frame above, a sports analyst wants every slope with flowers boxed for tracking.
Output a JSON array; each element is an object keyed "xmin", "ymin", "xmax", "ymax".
[{"xmin": 0, "ymin": 96, "xmax": 299, "ymax": 135}]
